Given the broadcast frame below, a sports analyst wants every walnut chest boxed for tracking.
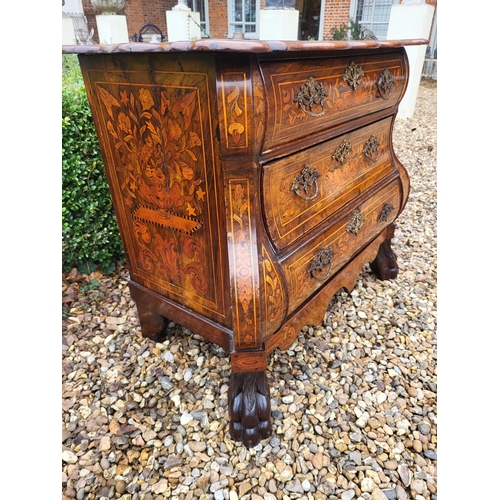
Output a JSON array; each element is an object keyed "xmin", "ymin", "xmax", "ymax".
[{"xmin": 64, "ymin": 38, "xmax": 427, "ymax": 447}]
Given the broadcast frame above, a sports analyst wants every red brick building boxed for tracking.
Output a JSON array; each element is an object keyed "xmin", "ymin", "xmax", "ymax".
[{"xmin": 76, "ymin": 0, "xmax": 435, "ymax": 44}]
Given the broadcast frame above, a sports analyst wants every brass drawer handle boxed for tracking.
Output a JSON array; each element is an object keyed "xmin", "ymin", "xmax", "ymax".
[
  {"xmin": 294, "ymin": 77, "xmax": 328, "ymax": 117},
  {"xmin": 332, "ymin": 139, "xmax": 352, "ymax": 166},
  {"xmin": 343, "ymin": 61, "xmax": 365, "ymax": 90},
  {"xmin": 377, "ymin": 68, "xmax": 396, "ymax": 100},
  {"xmin": 309, "ymin": 246, "xmax": 335, "ymax": 281},
  {"xmin": 346, "ymin": 209, "xmax": 365, "ymax": 235},
  {"xmin": 291, "ymin": 165, "xmax": 321, "ymax": 200},
  {"xmin": 363, "ymin": 135, "xmax": 380, "ymax": 161},
  {"xmin": 378, "ymin": 203, "xmax": 394, "ymax": 222}
]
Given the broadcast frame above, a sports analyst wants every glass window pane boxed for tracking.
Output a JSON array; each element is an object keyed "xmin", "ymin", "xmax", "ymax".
[
  {"xmin": 245, "ymin": 0, "xmax": 256, "ymax": 22},
  {"xmin": 233, "ymin": 0, "xmax": 243, "ymax": 21},
  {"xmin": 373, "ymin": 5, "xmax": 390, "ymax": 22},
  {"xmin": 371, "ymin": 24, "xmax": 387, "ymax": 37}
]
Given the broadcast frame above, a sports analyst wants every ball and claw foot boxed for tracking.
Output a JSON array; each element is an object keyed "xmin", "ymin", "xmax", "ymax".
[
  {"xmin": 370, "ymin": 223, "xmax": 399, "ymax": 281},
  {"xmin": 370, "ymin": 239, "xmax": 399, "ymax": 280},
  {"xmin": 228, "ymin": 371, "xmax": 272, "ymax": 448}
]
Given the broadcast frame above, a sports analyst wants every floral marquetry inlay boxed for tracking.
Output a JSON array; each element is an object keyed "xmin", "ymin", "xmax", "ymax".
[
  {"xmin": 229, "ymin": 180, "xmax": 259, "ymax": 348},
  {"xmin": 261, "ymin": 244, "xmax": 285, "ymax": 334},
  {"xmin": 96, "ymin": 82, "xmax": 212, "ymax": 298},
  {"xmin": 221, "ymin": 72, "xmax": 248, "ymax": 149}
]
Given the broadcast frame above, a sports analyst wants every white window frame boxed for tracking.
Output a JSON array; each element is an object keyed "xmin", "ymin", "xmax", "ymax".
[
  {"xmin": 228, "ymin": 0, "xmax": 260, "ymax": 39},
  {"xmin": 349, "ymin": 0, "xmax": 398, "ymax": 40},
  {"xmin": 187, "ymin": 0, "xmax": 210, "ymax": 37}
]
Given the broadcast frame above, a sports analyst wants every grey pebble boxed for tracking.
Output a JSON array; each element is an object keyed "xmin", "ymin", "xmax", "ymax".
[
  {"xmin": 418, "ymin": 422, "xmax": 431, "ymax": 435},
  {"xmin": 382, "ymin": 489, "xmax": 397, "ymax": 500},
  {"xmin": 162, "ymin": 351, "xmax": 174, "ymax": 363},
  {"xmin": 270, "ymin": 437, "xmax": 281, "ymax": 447},
  {"xmin": 160, "ymin": 376, "xmax": 174, "ymax": 391},
  {"xmin": 210, "ymin": 479, "xmax": 229, "ymax": 492},
  {"xmin": 341, "ymin": 490, "xmax": 356, "ymax": 500},
  {"xmin": 287, "ymin": 478, "xmax": 304, "ymax": 494},
  {"xmin": 214, "ymin": 491, "xmax": 224, "ymax": 500}
]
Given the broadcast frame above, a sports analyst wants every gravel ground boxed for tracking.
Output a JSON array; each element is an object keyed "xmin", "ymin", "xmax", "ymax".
[{"xmin": 62, "ymin": 78, "xmax": 437, "ymax": 500}]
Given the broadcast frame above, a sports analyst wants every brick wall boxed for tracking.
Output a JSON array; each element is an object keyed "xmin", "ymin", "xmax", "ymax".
[
  {"xmin": 84, "ymin": 0, "xmax": 292, "ymax": 42},
  {"xmin": 321, "ymin": 0, "xmax": 350, "ymax": 41},
  {"xmin": 82, "ymin": 0, "xmax": 436, "ymax": 44},
  {"xmin": 207, "ymin": 0, "xmax": 228, "ymax": 38},
  {"xmin": 84, "ymin": 0, "xmax": 177, "ymax": 43}
]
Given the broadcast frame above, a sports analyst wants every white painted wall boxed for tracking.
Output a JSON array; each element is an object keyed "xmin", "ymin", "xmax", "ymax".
[
  {"xmin": 386, "ymin": 3, "xmax": 435, "ymax": 119},
  {"xmin": 167, "ymin": 10, "xmax": 201, "ymax": 41},
  {"xmin": 260, "ymin": 9, "xmax": 299, "ymax": 40},
  {"xmin": 96, "ymin": 15, "xmax": 129, "ymax": 44},
  {"xmin": 62, "ymin": 0, "xmax": 84, "ymax": 15}
]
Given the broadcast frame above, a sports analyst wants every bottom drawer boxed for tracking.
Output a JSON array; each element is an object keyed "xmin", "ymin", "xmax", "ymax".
[{"xmin": 282, "ymin": 180, "xmax": 401, "ymax": 311}]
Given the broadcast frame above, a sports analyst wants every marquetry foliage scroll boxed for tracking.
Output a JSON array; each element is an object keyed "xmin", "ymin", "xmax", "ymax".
[
  {"xmin": 228, "ymin": 179, "xmax": 259, "ymax": 349},
  {"xmin": 94, "ymin": 77, "xmax": 222, "ymax": 317}
]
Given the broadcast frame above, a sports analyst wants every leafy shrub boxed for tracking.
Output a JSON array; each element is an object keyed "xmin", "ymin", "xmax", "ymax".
[
  {"xmin": 330, "ymin": 23, "xmax": 348, "ymax": 40},
  {"xmin": 62, "ymin": 55, "xmax": 124, "ymax": 274},
  {"xmin": 348, "ymin": 18, "xmax": 363, "ymax": 41},
  {"xmin": 329, "ymin": 18, "xmax": 364, "ymax": 41}
]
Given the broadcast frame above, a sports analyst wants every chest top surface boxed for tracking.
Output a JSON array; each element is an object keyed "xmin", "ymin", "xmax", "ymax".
[{"xmin": 62, "ymin": 38, "xmax": 428, "ymax": 55}]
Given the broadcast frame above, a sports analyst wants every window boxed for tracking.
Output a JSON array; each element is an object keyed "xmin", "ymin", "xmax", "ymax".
[
  {"xmin": 228, "ymin": 0, "xmax": 259, "ymax": 39},
  {"xmin": 351, "ymin": 0, "xmax": 395, "ymax": 39},
  {"xmin": 186, "ymin": 0, "xmax": 209, "ymax": 37}
]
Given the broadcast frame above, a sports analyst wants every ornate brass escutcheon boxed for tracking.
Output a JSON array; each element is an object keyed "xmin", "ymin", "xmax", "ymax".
[
  {"xmin": 291, "ymin": 165, "xmax": 321, "ymax": 200},
  {"xmin": 363, "ymin": 135, "xmax": 380, "ymax": 161},
  {"xmin": 308, "ymin": 246, "xmax": 335, "ymax": 281},
  {"xmin": 293, "ymin": 76, "xmax": 328, "ymax": 117},
  {"xmin": 346, "ymin": 209, "xmax": 365, "ymax": 235},
  {"xmin": 332, "ymin": 139, "xmax": 352, "ymax": 166},
  {"xmin": 343, "ymin": 61, "xmax": 365, "ymax": 90},
  {"xmin": 378, "ymin": 203, "xmax": 394, "ymax": 222},
  {"xmin": 377, "ymin": 68, "xmax": 396, "ymax": 100}
]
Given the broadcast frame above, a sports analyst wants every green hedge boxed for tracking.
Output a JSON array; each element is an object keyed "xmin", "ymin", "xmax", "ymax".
[{"xmin": 62, "ymin": 55, "xmax": 124, "ymax": 274}]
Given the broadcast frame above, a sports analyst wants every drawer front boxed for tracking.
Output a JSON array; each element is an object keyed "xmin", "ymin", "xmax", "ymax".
[
  {"xmin": 282, "ymin": 180, "xmax": 401, "ymax": 312},
  {"xmin": 260, "ymin": 51, "xmax": 405, "ymax": 152},
  {"xmin": 263, "ymin": 116, "xmax": 396, "ymax": 250}
]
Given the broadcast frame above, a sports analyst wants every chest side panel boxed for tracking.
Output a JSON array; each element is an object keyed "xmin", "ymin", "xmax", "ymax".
[{"xmin": 80, "ymin": 54, "xmax": 228, "ymax": 325}]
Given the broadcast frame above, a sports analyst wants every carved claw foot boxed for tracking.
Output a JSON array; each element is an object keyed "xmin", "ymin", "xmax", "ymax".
[
  {"xmin": 136, "ymin": 302, "xmax": 169, "ymax": 342},
  {"xmin": 228, "ymin": 371, "xmax": 272, "ymax": 448},
  {"xmin": 370, "ymin": 239, "xmax": 398, "ymax": 280}
]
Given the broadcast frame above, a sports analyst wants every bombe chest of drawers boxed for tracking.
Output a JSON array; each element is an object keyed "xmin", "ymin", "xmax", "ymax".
[{"xmin": 64, "ymin": 38, "xmax": 427, "ymax": 447}]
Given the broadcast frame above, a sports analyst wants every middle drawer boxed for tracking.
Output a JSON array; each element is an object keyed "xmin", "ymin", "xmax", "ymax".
[{"xmin": 262, "ymin": 116, "xmax": 396, "ymax": 250}]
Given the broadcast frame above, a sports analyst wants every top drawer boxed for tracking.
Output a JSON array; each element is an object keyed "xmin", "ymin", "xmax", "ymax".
[{"xmin": 259, "ymin": 50, "xmax": 406, "ymax": 153}]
